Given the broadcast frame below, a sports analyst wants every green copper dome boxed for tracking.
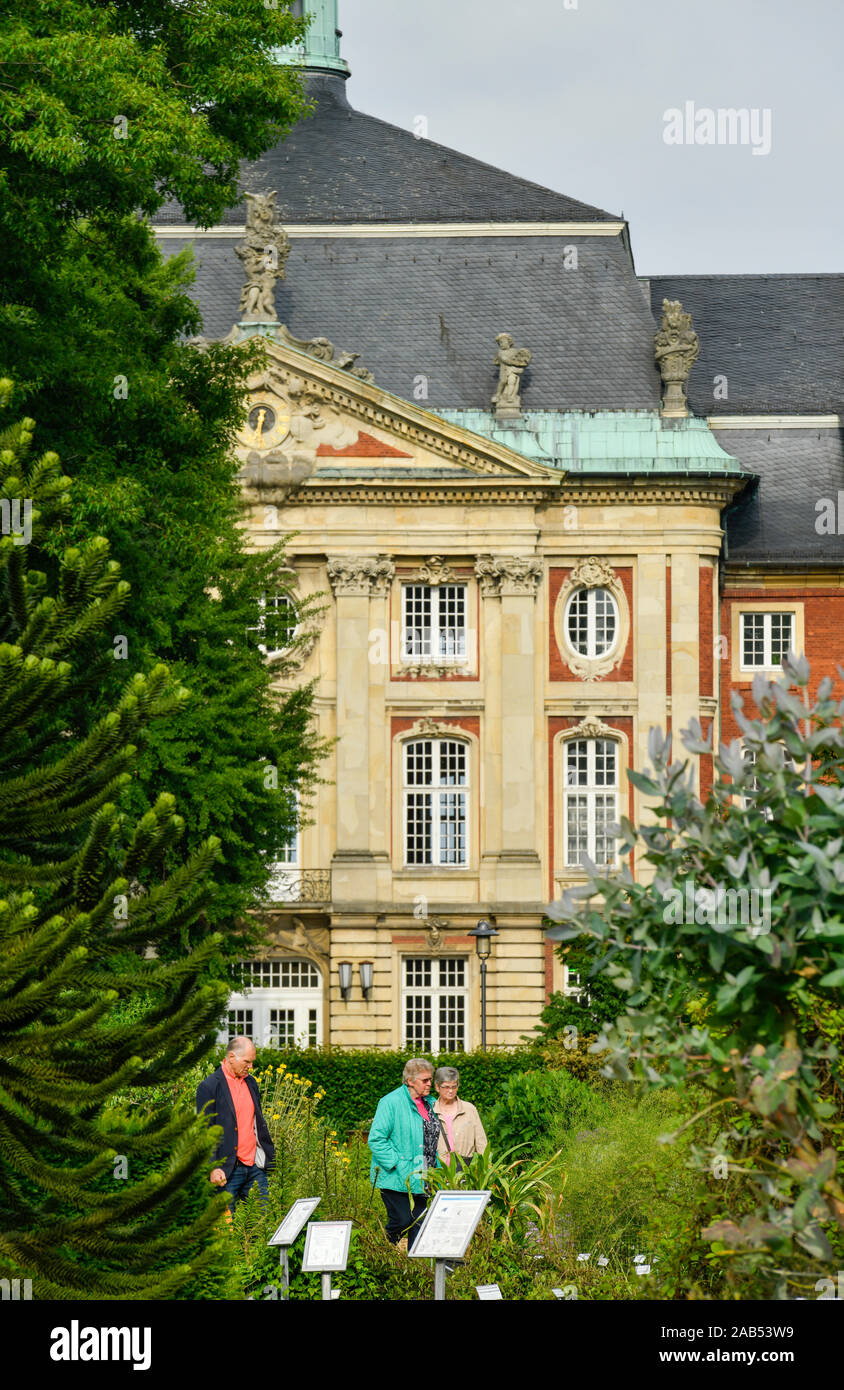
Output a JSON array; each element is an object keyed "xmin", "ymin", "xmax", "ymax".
[{"xmin": 273, "ymin": 0, "xmax": 349, "ymax": 77}]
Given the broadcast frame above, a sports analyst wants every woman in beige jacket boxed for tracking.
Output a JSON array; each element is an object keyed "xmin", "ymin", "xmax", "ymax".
[{"xmin": 432, "ymin": 1066, "xmax": 488, "ymax": 1163}]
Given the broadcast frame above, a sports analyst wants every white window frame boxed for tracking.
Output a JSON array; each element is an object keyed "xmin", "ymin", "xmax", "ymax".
[
  {"xmin": 220, "ymin": 958, "xmax": 323, "ymax": 1049},
  {"xmin": 266, "ymin": 790, "xmax": 300, "ymax": 899},
  {"xmin": 402, "ymin": 957, "xmax": 469, "ymax": 1052},
  {"xmin": 739, "ymin": 611, "xmax": 795, "ymax": 672},
  {"xmin": 563, "ymin": 737, "xmax": 619, "ymax": 868},
  {"xmin": 403, "ymin": 738, "xmax": 469, "ymax": 867},
  {"xmin": 401, "ymin": 583, "xmax": 468, "ymax": 664},
  {"xmin": 247, "ymin": 593, "xmax": 299, "ymax": 658},
  {"xmin": 563, "ymin": 587, "xmax": 619, "ymax": 660}
]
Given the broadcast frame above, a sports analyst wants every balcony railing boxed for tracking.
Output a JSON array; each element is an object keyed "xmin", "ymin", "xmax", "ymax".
[{"xmin": 265, "ymin": 867, "xmax": 332, "ymax": 903}]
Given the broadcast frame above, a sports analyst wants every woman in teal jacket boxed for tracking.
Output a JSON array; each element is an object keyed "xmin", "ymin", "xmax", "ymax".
[{"xmin": 368, "ymin": 1056, "xmax": 440, "ymax": 1251}]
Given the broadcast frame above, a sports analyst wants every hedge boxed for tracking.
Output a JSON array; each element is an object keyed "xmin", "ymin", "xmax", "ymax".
[{"xmin": 247, "ymin": 1047, "xmax": 541, "ymax": 1137}]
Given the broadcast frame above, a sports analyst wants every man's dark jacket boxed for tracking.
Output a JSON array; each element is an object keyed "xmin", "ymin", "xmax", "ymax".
[{"xmin": 195, "ymin": 1065, "xmax": 276, "ymax": 1181}]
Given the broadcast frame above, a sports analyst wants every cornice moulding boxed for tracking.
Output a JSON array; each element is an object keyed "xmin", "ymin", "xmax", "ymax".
[
  {"xmin": 154, "ymin": 221, "xmax": 627, "ymax": 240},
  {"xmin": 707, "ymin": 415, "xmax": 840, "ymax": 430}
]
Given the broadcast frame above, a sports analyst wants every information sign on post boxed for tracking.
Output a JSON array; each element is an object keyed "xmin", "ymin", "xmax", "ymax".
[
  {"xmin": 268, "ymin": 1198, "xmax": 322, "ymax": 1248},
  {"xmin": 409, "ymin": 1190, "xmax": 492, "ymax": 1301},
  {"xmin": 267, "ymin": 1197, "xmax": 321, "ymax": 1298},
  {"xmin": 301, "ymin": 1220, "xmax": 353, "ymax": 1302},
  {"xmin": 476, "ymin": 1283, "xmax": 503, "ymax": 1300}
]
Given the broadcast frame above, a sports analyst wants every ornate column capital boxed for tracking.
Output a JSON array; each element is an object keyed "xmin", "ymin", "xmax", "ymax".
[
  {"xmin": 327, "ymin": 555, "xmax": 394, "ymax": 596},
  {"xmin": 474, "ymin": 554, "xmax": 542, "ymax": 598}
]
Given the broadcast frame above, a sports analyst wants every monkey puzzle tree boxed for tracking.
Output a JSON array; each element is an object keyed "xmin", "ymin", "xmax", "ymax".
[{"xmin": 0, "ymin": 394, "xmax": 239, "ymax": 1298}]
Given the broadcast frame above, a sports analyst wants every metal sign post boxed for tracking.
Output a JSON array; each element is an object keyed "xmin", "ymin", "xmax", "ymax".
[
  {"xmin": 267, "ymin": 1197, "xmax": 321, "ymax": 1300},
  {"xmin": 409, "ymin": 1190, "xmax": 492, "ymax": 1301},
  {"xmin": 321, "ymin": 1273, "xmax": 332, "ymax": 1301}
]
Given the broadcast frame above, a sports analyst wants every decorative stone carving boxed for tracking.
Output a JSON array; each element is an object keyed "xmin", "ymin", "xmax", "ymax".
[
  {"xmin": 398, "ymin": 662, "xmax": 464, "ymax": 679},
  {"xmin": 275, "ymin": 324, "xmax": 376, "ymax": 386},
  {"xmin": 235, "ymin": 191, "xmax": 291, "ymax": 323},
  {"xmin": 474, "ymin": 554, "xmax": 542, "ymax": 597},
  {"xmin": 654, "ymin": 299, "xmax": 700, "ymax": 418},
  {"xmin": 237, "ymin": 367, "xmax": 347, "ymax": 500},
  {"xmin": 492, "ymin": 332, "xmax": 532, "ymax": 418},
  {"xmin": 424, "ymin": 917, "xmax": 449, "ymax": 950},
  {"xmin": 327, "ymin": 555, "xmax": 395, "ymax": 596},
  {"xmin": 413, "ymin": 555, "xmax": 455, "ymax": 586},
  {"xmin": 409, "ymin": 717, "xmax": 454, "ymax": 738},
  {"xmin": 259, "ymin": 919, "xmax": 330, "ymax": 977},
  {"xmin": 569, "ymin": 556, "xmax": 616, "ymax": 590},
  {"xmin": 556, "ymin": 558, "xmax": 628, "ymax": 683},
  {"xmin": 567, "ymin": 714, "xmax": 618, "ymax": 742}
]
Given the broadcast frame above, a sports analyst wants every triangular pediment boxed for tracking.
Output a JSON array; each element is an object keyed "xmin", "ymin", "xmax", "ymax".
[{"xmin": 234, "ymin": 338, "xmax": 563, "ymax": 495}]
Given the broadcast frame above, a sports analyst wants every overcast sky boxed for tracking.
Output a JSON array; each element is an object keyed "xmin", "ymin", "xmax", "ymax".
[{"xmin": 339, "ymin": 0, "xmax": 842, "ymax": 274}]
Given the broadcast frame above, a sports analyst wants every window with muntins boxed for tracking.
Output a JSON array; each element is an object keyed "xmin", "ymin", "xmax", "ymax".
[
  {"xmin": 402, "ymin": 957, "xmax": 468, "ymax": 1051},
  {"xmin": 565, "ymin": 587, "xmax": 618, "ymax": 658},
  {"xmin": 404, "ymin": 738, "xmax": 468, "ymax": 866},
  {"xmin": 247, "ymin": 593, "xmax": 298, "ymax": 656},
  {"xmin": 222, "ymin": 958, "xmax": 322, "ymax": 1048},
  {"xmin": 401, "ymin": 584, "xmax": 467, "ymax": 663},
  {"xmin": 740, "ymin": 612, "xmax": 794, "ymax": 670},
  {"xmin": 564, "ymin": 738, "xmax": 619, "ymax": 867}
]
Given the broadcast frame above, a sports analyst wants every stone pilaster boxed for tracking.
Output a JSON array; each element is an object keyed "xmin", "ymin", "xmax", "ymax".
[
  {"xmin": 669, "ymin": 551, "xmax": 701, "ymax": 788},
  {"xmin": 475, "ymin": 556, "xmax": 543, "ymax": 899},
  {"xmin": 327, "ymin": 555, "xmax": 394, "ymax": 902},
  {"xmin": 635, "ymin": 553, "xmax": 668, "ymax": 880}
]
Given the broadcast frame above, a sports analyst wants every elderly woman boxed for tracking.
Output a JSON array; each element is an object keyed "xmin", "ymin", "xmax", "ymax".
[
  {"xmin": 368, "ymin": 1057, "xmax": 440, "ymax": 1251},
  {"xmin": 432, "ymin": 1066, "xmax": 488, "ymax": 1163}
]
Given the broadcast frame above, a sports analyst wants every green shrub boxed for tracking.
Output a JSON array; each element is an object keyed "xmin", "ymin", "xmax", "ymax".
[
  {"xmin": 487, "ymin": 1069, "xmax": 607, "ymax": 1159},
  {"xmin": 547, "ymin": 1087, "xmax": 702, "ymax": 1268},
  {"xmin": 245, "ymin": 1047, "xmax": 534, "ymax": 1138}
]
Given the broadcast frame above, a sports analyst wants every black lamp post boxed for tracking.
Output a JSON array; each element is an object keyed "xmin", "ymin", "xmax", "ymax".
[{"xmin": 468, "ymin": 919, "xmax": 498, "ymax": 1052}]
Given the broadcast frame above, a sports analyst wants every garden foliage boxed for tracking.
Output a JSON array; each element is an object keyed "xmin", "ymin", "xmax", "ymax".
[
  {"xmin": 0, "ymin": 1, "xmax": 326, "ymax": 959},
  {"xmin": 244, "ymin": 1046, "xmax": 535, "ymax": 1137},
  {"xmin": 0, "ymin": 401, "xmax": 234, "ymax": 1298},
  {"xmin": 547, "ymin": 659, "xmax": 844, "ymax": 1296}
]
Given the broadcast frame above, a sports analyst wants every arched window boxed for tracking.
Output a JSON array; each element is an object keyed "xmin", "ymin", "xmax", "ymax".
[
  {"xmin": 563, "ymin": 737, "xmax": 619, "ymax": 867},
  {"xmin": 221, "ymin": 958, "xmax": 323, "ymax": 1048},
  {"xmin": 564, "ymin": 587, "xmax": 618, "ymax": 659},
  {"xmin": 403, "ymin": 738, "xmax": 468, "ymax": 866}
]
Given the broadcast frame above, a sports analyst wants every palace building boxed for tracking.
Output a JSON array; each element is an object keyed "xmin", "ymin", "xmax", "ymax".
[{"xmin": 152, "ymin": 1, "xmax": 844, "ymax": 1052}]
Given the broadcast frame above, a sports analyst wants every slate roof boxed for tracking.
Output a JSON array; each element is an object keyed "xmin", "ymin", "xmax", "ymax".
[
  {"xmin": 712, "ymin": 427, "xmax": 844, "ymax": 564},
  {"xmin": 158, "ymin": 232, "xmax": 662, "ymax": 411},
  {"xmin": 649, "ymin": 276, "xmax": 844, "ymax": 417},
  {"xmin": 154, "ymin": 74, "xmax": 619, "ymax": 227}
]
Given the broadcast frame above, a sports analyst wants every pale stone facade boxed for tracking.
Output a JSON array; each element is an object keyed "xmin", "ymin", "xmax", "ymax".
[{"xmin": 235, "ymin": 340, "xmax": 743, "ymax": 1049}]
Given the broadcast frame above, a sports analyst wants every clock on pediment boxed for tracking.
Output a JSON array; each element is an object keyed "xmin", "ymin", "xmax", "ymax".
[{"xmin": 238, "ymin": 399, "xmax": 292, "ymax": 451}]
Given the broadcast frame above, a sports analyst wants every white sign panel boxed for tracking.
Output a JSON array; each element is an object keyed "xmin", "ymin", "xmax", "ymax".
[
  {"xmin": 301, "ymin": 1220, "xmax": 353, "ymax": 1273},
  {"xmin": 268, "ymin": 1198, "xmax": 321, "ymax": 1248},
  {"xmin": 476, "ymin": 1284, "xmax": 503, "ymax": 1300},
  {"xmin": 409, "ymin": 1190, "xmax": 491, "ymax": 1261}
]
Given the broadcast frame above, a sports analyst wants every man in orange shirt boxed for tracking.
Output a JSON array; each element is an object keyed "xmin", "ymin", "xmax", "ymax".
[{"xmin": 196, "ymin": 1036, "xmax": 276, "ymax": 1211}]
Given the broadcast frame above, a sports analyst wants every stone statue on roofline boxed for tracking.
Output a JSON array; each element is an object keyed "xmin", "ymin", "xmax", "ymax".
[
  {"xmin": 215, "ymin": 187, "xmax": 376, "ymax": 385},
  {"xmin": 654, "ymin": 299, "xmax": 700, "ymax": 417},
  {"xmin": 235, "ymin": 191, "xmax": 291, "ymax": 322},
  {"xmin": 492, "ymin": 332, "xmax": 532, "ymax": 419}
]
